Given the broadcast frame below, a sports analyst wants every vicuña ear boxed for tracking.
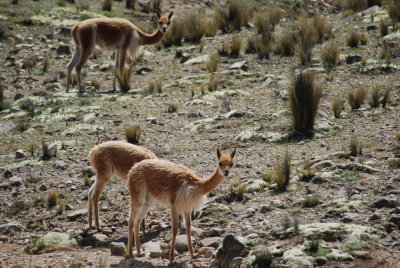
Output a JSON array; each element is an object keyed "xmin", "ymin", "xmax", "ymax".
[
  {"xmin": 157, "ymin": 11, "xmax": 161, "ymax": 19},
  {"xmin": 168, "ymin": 11, "xmax": 174, "ymax": 20},
  {"xmin": 230, "ymin": 148, "xmax": 236, "ymax": 159},
  {"xmin": 216, "ymin": 147, "xmax": 221, "ymax": 159}
]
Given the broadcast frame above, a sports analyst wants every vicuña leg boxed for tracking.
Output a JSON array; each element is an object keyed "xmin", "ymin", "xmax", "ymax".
[
  {"xmin": 66, "ymin": 48, "xmax": 80, "ymax": 92},
  {"xmin": 184, "ymin": 211, "xmax": 194, "ymax": 257},
  {"xmin": 75, "ymin": 47, "xmax": 92, "ymax": 92},
  {"xmin": 169, "ymin": 208, "xmax": 179, "ymax": 262},
  {"xmin": 88, "ymin": 176, "xmax": 108, "ymax": 230},
  {"xmin": 112, "ymin": 50, "xmax": 120, "ymax": 91}
]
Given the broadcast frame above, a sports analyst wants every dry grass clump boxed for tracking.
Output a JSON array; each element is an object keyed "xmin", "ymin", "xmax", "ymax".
[
  {"xmin": 349, "ymin": 135, "xmax": 360, "ymax": 157},
  {"xmin": 147, "ymin": 80, "xmax": 162, "ymax": 94},
  {"xmin": 313, "ymin": 12, "xmax": 332, "ymax": 43},
  {"xmin": 289, "ymin": 72, "xmax": 322, "ymax": 135},
  {"xmin": 296, "ymin": 15, "xmax": 317, "ymax": 66},
  {"xmin": 205, "ymin": 52, "xmax": 220, "ymax": 73},
  {"xmin": 228, "ymin": 178, "xmax": 248, "ymax": 201},
  {"xmin": 302, "ymin": 195, "xmax": 319, "ymax": 208},
  {"xmin": 22, "ymin": 56, "xmax": 37, "ymax": 74},
  {"xmin": 167, "ymin": 103, "xmax": 179, "ymax": 113},
  {"xmin": 254, "ymin": 8, "xmax": 282, "ymax": 35},
  {"xmin": 124, "ymin": 124, "xmax": 142, "ymax": 144},
  {"xmin": 255, "ymin": 34, "xmax": 273, "ymax": 59},
  {"xmin": 214, "ymin": 0, "xmax": 253, "ymax": 33},
  {"xmin": 183, "ymin": 11, "xmax": 207, "ymax": 44},
  {"xmin": 47, "ymin": 189, "xmax": 58, "ymax": 208},
  {"xmin": 0, "ymin": 82, "xmax": 7, "ymax": 111},
  {"xmin": 274, "ymin": 149, "xmax": 291, "ymax": 191},
  {"xmin": 379, "ymin": 18, "xmax": 388, "ymax": 36},
  {"xmin": 380, "ymin": 40, "xmax": 391, "ymax": 60},
  {"xmin": 320, "ymin": 42, "xmax": 339, "ymax": 69},
  {"xmin": 381, "ymin": 87, "xmax": 391, "ymax": 108},
  {"xmin": 347, "ymin": 87, "xmax": 367, "ymax": 110},
  {"xmin": 207, "ymin": 73, "xmax": 221, "ymax": 92},
  {"xmin": 0, "ymin": 22, "xmax": 8, "ymax": 40},
  {"xmin": 369, "ymin": 87, "xmax": 380, "ymax": 108},
  {"xmin": 245, "ymin": 35, "xmax": 257, "ymax": 54},
  {"xmin": 359, "ymin": 33, "xmax": 368, "ymax": 45},
  {"xmin": 102, "ymin": 0, "xmax": 113, "ymax": 11},
  {"xmin": 219, "ymin": 35, "xmax": 242, "ymax": 58},
  {"xmin": 116, "ymin": 62, "xmax": 135, "ymax": 93},
  {"xmin": 42, "ymin": 52, "xmax": 52, "ymax": 72},
  {"xmin": 331, "ymin": 98, "xmax": 345, "ymax": 118},
  {"xmin": 345, "ymin": 0, "xmax": 367, "ymax": 12},
  {"xmin": 388, "ymin": 0, "xmax": 400, "ymax": 28},
  {"xmin": 162, "ymin": 17, "xmax": 184, "ymax": 47},
  {"xmin": 276, "ymin": 30, "xmax": 296, "ymax": 56},
  {"xmin": 205, "ymin": 18, "xmax": 218, "ymax": 37}
]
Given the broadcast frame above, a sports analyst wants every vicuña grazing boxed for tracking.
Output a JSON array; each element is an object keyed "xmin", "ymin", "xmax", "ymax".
[
  {"xmin": 66, "ymin": 12, "xmax": 173, "ymax": 92},
  {"xmin": 88, "ymin": 141, "xmax": 157, "ymax": 230},
  {"xmin": 127, "ymin": 148, "xmax": 236, "ymax": 261}
]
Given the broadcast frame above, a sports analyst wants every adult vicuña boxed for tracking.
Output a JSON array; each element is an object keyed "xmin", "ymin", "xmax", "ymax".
[
  {"xmin": 127, "ymin": 148, "xmax": 236, "ymax": 261},
  {"xmin": 88, "ymin": 141, "xmax": 157, "ymax": 230},
  {"xmin": 66, "ymin": 12, "xmax": 173, "ymax": 92}
]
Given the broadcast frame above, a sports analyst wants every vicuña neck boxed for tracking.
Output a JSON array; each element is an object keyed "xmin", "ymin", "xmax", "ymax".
[
  {"xmin": 198, "ymin": 167, "xmax": 224, "ymax": 195},
  {"xmin": 138, "ymin": 29, "xmax": 164, "ymax": 46}
]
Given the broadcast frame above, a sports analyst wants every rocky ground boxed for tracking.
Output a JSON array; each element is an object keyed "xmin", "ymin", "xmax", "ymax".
[{"xmin": 0, "ymin": 0, "xmax": 400, "ymax": 267}]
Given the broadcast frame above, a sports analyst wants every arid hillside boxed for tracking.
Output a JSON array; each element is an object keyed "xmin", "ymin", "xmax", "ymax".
[{"xmin": 0, "ymin": 0, "xmax": 399, "ymax": 267}]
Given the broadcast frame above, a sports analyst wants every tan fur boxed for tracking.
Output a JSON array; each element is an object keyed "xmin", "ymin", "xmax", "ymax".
[
  {"xmin": 127, "ymin": 148, "xmax": 236, "ymax": 261},
  {"xmin": 66, "ymin": 12, "xmax": 173, "ymax": 92},
  {"xmin": 88, "ymin": 141, "xmax": 157, "ymax": 230}
]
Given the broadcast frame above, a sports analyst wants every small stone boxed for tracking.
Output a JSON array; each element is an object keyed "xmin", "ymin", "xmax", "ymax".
[
  {"xmin": 210, "ymin": 234, "xmax": 245, "ymax": 268},
  {"xmin": 65, "ymin": 204, "xmax": 74, "ymax": 211},
  {"xmin": 143, "ymin": 241, "xmax": 162, "ymax": 258},
  {"xmin": 203, "ymin": 228, "xmax": 223, "ymax": 237},
  {"xmin": 110, "ymin": 242, "xmax": 125, "ymax": 256},
  {"xmin": 367, "ymin": 25, "xmax": 377, "ymax": 31},
  {"xmin": 229, "ymin": 61, "xmax": 248, "ymax": 71},
  {"xmin": 369, "ymin": 214, "xmax": 381, "ymax": 221},
  {"xmin": 55, "ymin": 160, "xmax": 68, "ymax": 170},
  {"xmin": 39, "ymin": 184, "xmax": 47, "ymax": 191},
  {"xmin": 174, "ymin": 235, "xmax": 190, "ymax": 253},
  {"xmin": 386, "ymin": 222, "xmax": 397, "ymax": 233},
  {"xmin": 57, "ymin": 45, "xmax": 71, "ymax": 55},
  {"xmin": 352, "ymin": 250, "xmax": 372, "ymax": 259},
  {"xmin": 67, "ymin": 209, "xmax": 87, "ymax": 221},
  {"xmin": 3, "ymin": 170, "xmax": 12, "ymax": 179},
  {"xmin": 0, "ymin": 222, "xmax": 23, "ymax": 235},
  {"xmin": 9, "ymin": 176, "xmax": 23, "ymax": 187},
  {"xmin": 15, "ymin": 149, "xmax": 27, "ymax": 159},
  {"xmin": 136, "ymin": 66, "xmax": 153, "ymax": 75},
  {"xmin": 146, "ymin": 116, "xmax": 157, "ymax": 124},
  {"xmin": 388, "ymin": 158, "xmax": 400, "ymax": 168},
  {"xmin": 346, "ymin": 54, "xmax": 362, "ymax": 64},
  {"xmin": 200, "ymin": 237, "xmax": 222, "ymax": 249},
  {"xmin": 389, "ymin": 216, "xmax": 400, "ymax": 227}
]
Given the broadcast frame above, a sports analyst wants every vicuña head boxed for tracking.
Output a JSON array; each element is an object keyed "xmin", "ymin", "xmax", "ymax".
[
  {"xmin": 66, "ymin": 12, "xmax": 173, "ymax": 93},
  {"xmin": 127, "ymin": 147, "xmax": 236, "ymax": 261}
]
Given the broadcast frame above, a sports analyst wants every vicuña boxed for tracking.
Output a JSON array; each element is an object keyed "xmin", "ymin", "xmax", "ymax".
[
  {"xmin": 127, "ymin": 148, "xmax": 236, "ymax": 261},
  {"xmin": 88, "ymin": 141, "xmax": 157, "ymax": 230},
  {"xmin": 66, "ymin": 12, "xmax": 173, "ymax": 92}
]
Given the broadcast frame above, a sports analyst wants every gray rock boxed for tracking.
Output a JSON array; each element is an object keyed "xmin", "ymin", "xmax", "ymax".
[
  {"xmin": 282, "ymin": 246, "xmax": 314, "ymax": 268},
  {"xmin": 367, "ymin": 25, "xmax": 377, "ymax": 31},
  {"xmin": 57, "ymin": 45, "xmax": 71, "ymax": 55},
  {"xmin": 3, "ymin": 170, "xmax": 12, "ymax": 178},
  {"xmin": 39, "ymin": 184, "xmax": 47, "ymax": 191},
  {"xmin": 389, "ymin": 216, "xmax": 400, "ymax": 227},
  {"xmin": 174, "ymin": 235, "xmax": 191, "ymax": 253},
  {"xmin": 99, "ymin": 62, "xmax": 112, "ymax": 71},
  {"xmin": 361, "ymin": 5, "xmax": 380, "ymax": 16},
  {"xmin": 229, "ymin": 61, "xmax": 248, "ymax": 71},
  {"xmin": 67, "ymin": 209, "xmax": 87, "ymax": 221},
  {"xmin": 203, "ymin": 228, "xmax": 223, "ymax": 237},
  {"xmin": 200, "ymin": 237, "xmax": 222, "ymax": 248},
  {"xmin": 9, "ymin": 176, "xmax": 23, "ymax": 187},
  {"xmin": 110, "ymin": 242, "xmax": 126, "ymax": 256},
  {"xmin": 184, "ymin": 54, "xmax": 209, "ymax": 65},
  {"xmin": 0, "ymin": 222, "xmax": 23, "ymax": 235},
  {"xmin": 247, "ymin": 179, "xmax": 267, "ymax": 192},
  {"xmin": 352, "ymin": 250, "xmax": 372, "ymax": 259},
  {"xmin": 15, "ymin": 149, "xmax": 27, "ymax": 159},
  {"xmin": 55, "ymin": 160, "xmax": 68, "ymax": 170},
  {"xmin": 374, "ymin": 198, "xmax": 398, "ymax": 208},
  {"xmin": 146, "ymin": 116, "xmax": 157, "ymax": 124},
  {"xmin": 46, "ymin": 83, "xmax": 62, "ymax": 92},
  {"xmin": 143, "ymin": 241, "xmax": 162, "ymax": 258},
  {"xmin": 210, "ymin": 234, "xmax": 245, "ymax": 268}
]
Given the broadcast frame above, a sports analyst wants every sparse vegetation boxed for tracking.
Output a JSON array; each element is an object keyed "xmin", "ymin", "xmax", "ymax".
[
  {"xmin": 102, "ymin": 0, "xmax": 113, "ymax": 11},
  {"xmin": 345, "ymin": 0, "xmax": 367, "ymax": 12},
  {"xmin": 346, "ymin": 30, "xmax": 366, "ymax": 47},
  {"xmin": 298, "ymin": 163, "xmax": 316, "ymax": 181},
  {"xmin": 296, "ymin": 15, "xmax": 317, "ymax": 65},
  {"xmin": 228, "ymin": 177, "xmax": 248, "ymax": 201},
  {"xmin": 167, "ymin": 103, "xmax": 179, "ymax": 113},
  {"xmin": 289, "ymin": 72, "xmax": 322, "ymax": 135},
  {"xmin": 347, "ymin": 87, "xmax": 367, "ymax": 110},
  {"xmin": 183, "ymin": 11, "xmax": 206, "ymax": 43},
  {"xmin": 47, "ymin": 189, "xmax": 58, "ymax": 208},
  {"xmin": 369, "ymin": 87, "xmax": 380, "ymax": 108},
  {"xmin": 379, "ymin": 18, "xmax": 388, "ymax": 36},
  {"xmin": 116, "ymin": 61, "xmax": 135, "ymax": 93},
  {"xmin": 205, "ymin": 53, "xmax": 220, "ymax": 73},
  {"xmin": 349, "ymin": 135, "xmax": 360, "ymax": 157},
  {"xmin": 83, "ymin": 173, "xmax": 91, "ymax": 186},
  {"xmin": 388, "ymin": 0, "xmax": 400, "ymax": 29},
  {"xmin": 147, "ymin": 80, "xmax": 162, "ymax": 94},
  {"xmin": 359, "ymin": 32, "xmax": 368, "ymax": 45},
  {"xmin": 276, "ymin": 30, "xmax": 296, "ymax": 56},
  {"xmin": 313, "ymin": 11, "xmax": 332, "ymax": 43},
  {"xmin": 124, "ymin": 124, "xmax": 142, "ymax": 144},
  {"xmin": 229, "ymin": 35, "xmax": 242, "ymax": 58},
  {"xmin": 274, "ymin": 149, "xmax": 291, "ymax": 191},
  {"xmin": 380, "ymin": 40, "xmax": 391, "ymax": 60},
  {"xmin": 162, "ymin": 17, "xmax": 184, "ymax": 47},
  {"xmin": 381, "ymin": 87, "xmax": 391, "ymax": 108},
  {"xmin": 207, "ymin": 73, "xmax": 221, "ymax": 92},
  {"xmin": 320, "ymin": 42, "xmax": 339, "ymax": 69},
  {"xmin": 41, "ymin": 141, "xmax": 52, "ymax": 160},
  {"xmin": 252, "ymin": 246, "xmax": 272, "ymax": 267},
  {"xmin": 0, "ymin": 22, "xmax": 8, "ymax": 40},
  {"xmin": 42, "ymin": 52, "xmax": 52, "ymax": 72},
  {"xmin": 214, "ymin": 0, "xmax": 253, "ymax": 33},
  {"xmin": 56, "ymin": 200, "xmax": 66, "ymax": 215},
  {"xmin": 255, "ymin": 34, "xmax": 272, "ymax": 59},
  {"xmin": 302, "ymin": 195, "xmax": 320, "ymax": 207},
  {"xmin": 19, "ymin": 98, "xmax": 35, "ymax": 117}
]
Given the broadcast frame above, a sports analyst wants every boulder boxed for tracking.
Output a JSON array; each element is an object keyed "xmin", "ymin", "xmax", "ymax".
[
  {"xmin": 210, "ymin": 234, "xmax": 246, "ymax": 268},
  {"xmin": 143, "ymin": 241, "xmax": 162, "ymax": 258},
  {"xmin": 67, "ymin": 209, "xmax": 87, "ymax": 221},
  {"xmin": 110, "ymin": 242, "xmax": 126, "ymax": 256}
]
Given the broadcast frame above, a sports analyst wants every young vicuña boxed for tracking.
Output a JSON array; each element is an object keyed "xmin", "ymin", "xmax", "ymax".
[
  {"xmin": 88, "ymin": 141, "xmax": 157, "ymax": 230},
  {"xmin": 127, "ymin": 148, "xmax": 236, "ymax": 261},
  {"xmin": 66, "ymin": 12, "xmax": 173, "ymax": 92}
]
